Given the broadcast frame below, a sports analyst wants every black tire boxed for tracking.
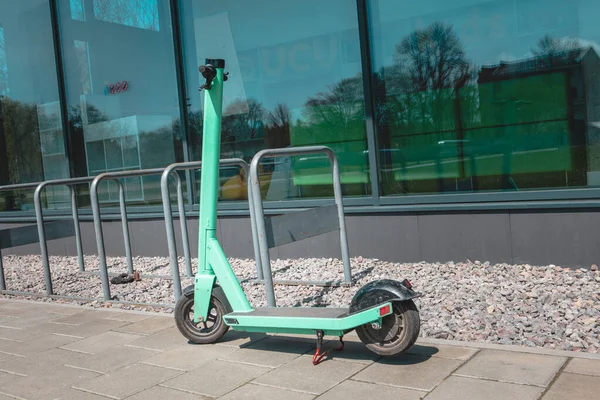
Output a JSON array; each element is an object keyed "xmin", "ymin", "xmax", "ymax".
[
  {"xmin": 174, "ymin": 285, "xmax": 229, "ymax": 344},
  {"xmin": 356, "ymin": 300, "xmax": 420, "ymax": 356}
]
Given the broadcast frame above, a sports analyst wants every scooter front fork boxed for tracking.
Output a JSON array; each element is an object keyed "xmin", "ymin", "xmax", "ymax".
[
  {"xmin": 193, "ymin": 273, "xmax": 216, "ymax": 323},
  {"xmin": 312, "ymin": 330, "xmax": 345, "ymax": 365}
]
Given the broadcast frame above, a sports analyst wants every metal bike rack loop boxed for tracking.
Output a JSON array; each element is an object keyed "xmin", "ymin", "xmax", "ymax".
[
  {"xmin": 249, "ymin": 145, "xmax": 352, "ymax": 307},
  {"xmin": 0, "ymin": 182, "xmax": 41, "ymax": 291},
  {"xmin": 161, "ymin": 158, "xmax": 262, "ymax": 300},
  {"xmin": 91, "ymin": 168, "xmax": 165, "ymax": 301},
  {"xmin": 34, "ymin": 176, "xmax": 95, "ymax": 294}
]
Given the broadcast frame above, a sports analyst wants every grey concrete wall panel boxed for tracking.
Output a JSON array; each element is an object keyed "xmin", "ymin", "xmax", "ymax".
[
  {"xmin": 0, "ymin": 220, "xmax": 75, "ymax": 252},
  {"xmin": 271, "ymin": 230, "xmax": 342, "ymax": 260},
  {"xmin": 3, "ymin": 211, "xmax": 600, "ymax": 268},
  {"xmin": 417, "ymin": 213, "xmax": 512, "ymax": 264},
  {"xmin": 345, "ymin": 214, "xmax": 421, "ymax": 262},
  {"xmin": 264, "ymin": 205, "xmax": 339, "ymax": 248},
  {"xmin": 218, "ymin": 217, "xmax": 257, "ymax": 260},
  {"xmin": 510, "ymin": 211, "xmax": 600, "ymax": 267}
]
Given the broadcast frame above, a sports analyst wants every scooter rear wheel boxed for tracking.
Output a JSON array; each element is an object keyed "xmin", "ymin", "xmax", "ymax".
[
  {"xmin": 174, "ymin": 286, "xmax": 229, "ymax": 344},
  {"xmin": 356, "ymin": 300, "xmax": 420, "ymax": 356}
]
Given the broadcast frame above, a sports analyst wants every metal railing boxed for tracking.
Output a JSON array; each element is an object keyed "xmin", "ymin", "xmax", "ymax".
[
  {"xmin": 161, "ymin": 158, "xmax": 262, "ymax": 300},
  {"xmin": 249, "ymin": 146, "xmax": 352, "ymax": 307}
]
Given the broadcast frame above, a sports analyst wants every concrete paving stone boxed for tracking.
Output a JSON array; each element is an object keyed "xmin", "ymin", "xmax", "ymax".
[
  {"xmin": 564, "ymin": 358, "xmax": 600, "ymax": 377},
  {"xmin": 0, "ymin": 310, "xmax": 25, "ymax": 319},
  {"xmin": 353, "ymin": 355, "xmax": 463, "ymax": 392},
  {"xmin": 0, "ymin": 330, "xmax": 82, "ymax": 356},
  {"xmin": 542, "ymin": 372, "xmax": 600, "ymax": 400},
  {"xmin": 0, "ymin": 364, "xmax": 100, "ymax": 400},
  {"xmin": 126, "ymin": 385, "xmax": 212, "ymax": 400},
  {"xmin": 161, "ymin": 359, "xmax": 270, "ymax": 398},
  {"xmin": 0, "ymin": 351, "xmax": 29, "ymax": 375},
  {"xmin": 454, "ymin": 349, "xmax": 567, "ymax": 387},
  {"xmin": 50, "ymin": 310, "xmax": 114, "ymax": 326},
  {"xmin": 47, "ymin": 387, "xmax": 114, "ymax": 400},
  {"xmin": 323, "ymin": 336, "xmax": 380, "ymax": 365},
  {"xmin": 0, "ymin": 312, "xmax": 59, "ymax": 329},
  {"xmin": 424, "ymin": 375, "xmax": 544, "ymax": 400},
  {"xmin": 35, "ymin": 347, "xmax": 89, "ymax": 368},
  {"xmin": 215, "ymin": 330, "xmax": 268, "ymax": 348},
  {"xmin": 46, "ymin": 306, "xmax": 91, "ymax": 316},
  {"xmin": 65, "ymin": 344, "xmax": 160, "ymax": 373},
  {"xmin": 60, "ymin": 330, "xmax": 145, "ymax": 355},
  {"xmin": 0, "ymin": 326, "xmax": 26, "ymax": 342},
  {"xmin": 219, "ymin": 383, "xmax": 315, "ymax": 400},
  {"xmin": 73, "ymin": 363, "xmax": 182, "ymax": 400},
  {"xmin": 319, "ymin": 379, "xmax": 424, "ymax": 400},
  {"xmin": 253, "ymin": 355, "xmax": 366, "ymax": 395},
  {"xmin": 50, "ymin": 318, "xmax": 131, "ymax": 338},
  {"xmin": 112, "ymin": 316, "xmax": 175, "ymax": 335},
  {"xmin": 103, "ymin": 312, "xmax": 152, "ymax": 323},
  {"xmin": 407, "ymin": 343, "xmax": 479, "ymax": 360},
  {"xmin": 0, "ymin": 300, "xmax": 53, "ymax": 312},
  {"xmin": 0, "ymin": 321, "xmax": 71, "ymax": 342},
  {"xmin": 125, "ymin": 326, "xmax": 189, "ymax": 351},
  {"xmin": 1, "ymin": 348, "xmax": 91, "ymax": 376},
  {"xmin": 142, "ymin": 343, "xmax": 238, "ymax": 371},
  {"xmin": 222, "ymin": 337, "xmax": 314, "ymax": 368}
]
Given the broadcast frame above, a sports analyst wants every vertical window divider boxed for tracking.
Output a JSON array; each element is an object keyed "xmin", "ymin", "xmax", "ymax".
[
  {"xmin": 170, "ymin": 0, "xmax": 194, "ymax": 211},
  {"xmin": 356, "ymin": 0, "xmax": 380, "ymax": 205},
  {"xmin": 49, "ymin": 0, "xmax": 76, "ymax": 179}
]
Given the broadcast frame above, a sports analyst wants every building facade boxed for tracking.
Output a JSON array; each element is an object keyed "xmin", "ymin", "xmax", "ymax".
[{"xmin": 2, "ymin": 0, "xmax": 600, "ymax": 267}]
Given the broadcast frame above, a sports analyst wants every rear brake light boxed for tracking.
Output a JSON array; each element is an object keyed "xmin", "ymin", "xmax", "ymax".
[
  {"xmin": 379, "ymin": 304, "xmax": 391, "ymax": 316},
  {"xmin": 403, "ymin": 279, "xmax": 412, "ymax": 289}
]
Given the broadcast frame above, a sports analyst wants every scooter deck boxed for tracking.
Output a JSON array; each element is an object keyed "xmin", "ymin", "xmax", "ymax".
[
  {"xmin": 222, "ymin": 302, "xmax": 392, "ymax": 336},
  {"xmin": 227, "ymin": 307, "xmax": 349, "ymax": 319}
]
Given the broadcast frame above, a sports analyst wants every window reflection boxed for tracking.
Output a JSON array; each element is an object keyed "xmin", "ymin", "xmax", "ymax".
[
  {"xmin": 370, "ymin": 0, "xmax": 600, "ymax": 195},
  {"xmin": 58, "ymin": 0, "xmax": 182, "ymax": 205},
  {"xmin": 92, "ymin": 0, "xmax": 160, "ymax": 31},
  {"xmin": 180, "ymin": 0, "xmax": 369, "ymax": 201},
  {"xmin": 0, "ymin": 1, "xmax": 68, "ymax": 212}
]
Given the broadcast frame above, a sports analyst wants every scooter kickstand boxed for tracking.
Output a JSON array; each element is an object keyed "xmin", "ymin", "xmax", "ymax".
[{"xmin": 312, "ymin": 330, "xmax": 345, "ymax": 365}]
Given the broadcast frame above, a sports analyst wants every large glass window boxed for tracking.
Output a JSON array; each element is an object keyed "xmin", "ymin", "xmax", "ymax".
[
  {"xmin": 58, "ymin": 0, "xmax": 183, "ymax": 204},
  {"xmin": 180, "ymin": 0, "xmax": 369, "ymax": 202},
  {"xmin": 369, "ymin": 0, "xmax": 600, "ymax": 196},
  {"xmin": 0, "ymin": 1, "xmax": 68, "ymax": 212}
]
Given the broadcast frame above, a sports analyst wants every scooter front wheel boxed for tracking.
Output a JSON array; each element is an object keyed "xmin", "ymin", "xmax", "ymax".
[
  {"xmin": 356, "ymin": 300, "xmax": 420, "ymax": 356},
  {"xmin": 174, "ymin": 286, "xmax": 229, "ymax": 344}
]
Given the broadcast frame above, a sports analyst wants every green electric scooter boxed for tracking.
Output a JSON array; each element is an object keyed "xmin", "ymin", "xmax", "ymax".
[{"xmin": 174, "ymin": 59, "xmax": 421, "ymax": 364}]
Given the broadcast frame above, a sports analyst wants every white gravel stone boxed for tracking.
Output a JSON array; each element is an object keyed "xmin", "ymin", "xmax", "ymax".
[{"xmin": 1, "ymin": 255, "xmax": 599, "ymax": 353}]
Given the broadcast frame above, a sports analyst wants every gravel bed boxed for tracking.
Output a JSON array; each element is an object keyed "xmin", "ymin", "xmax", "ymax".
[{"xmin": 1, "ymin": 254, "xmax": 599, "ymax": 353}]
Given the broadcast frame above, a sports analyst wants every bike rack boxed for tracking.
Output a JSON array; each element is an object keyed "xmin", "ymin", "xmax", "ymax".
[
  {"xmin": 90, "ymin": 168, "xmax": 166, "ymax": 301},
  {"xmin": 161, "ymin": 158, "xmax": 262, "ymax": 300},
  {"xmin": 0, "ymin": 182, "xmax": 42, "ymax": 292},
  {"xmin": 33, "ymin": 177, "xmax": 95, "ymax": 294},
  {"xmin": 249, "ymin": 145, "xmax": 352, "ymax": 307}
]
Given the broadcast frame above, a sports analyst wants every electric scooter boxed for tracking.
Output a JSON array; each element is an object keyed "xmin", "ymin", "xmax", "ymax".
[{"xmin": 174, "ymin": 59, "xmax": 421, "ymax": 364}]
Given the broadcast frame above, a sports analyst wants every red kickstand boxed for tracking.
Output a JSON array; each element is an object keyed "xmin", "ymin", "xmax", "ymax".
[{"xmin": 312, "ymin": 332, "xmax": 344, "ymax": 365}]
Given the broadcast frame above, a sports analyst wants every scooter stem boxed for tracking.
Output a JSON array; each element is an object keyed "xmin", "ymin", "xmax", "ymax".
[{"xmin": 198, "ymin": 59, "xmax": 225, "ymax": 274}]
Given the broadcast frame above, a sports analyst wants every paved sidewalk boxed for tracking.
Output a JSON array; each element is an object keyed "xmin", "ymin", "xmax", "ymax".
[{"xmin": 0, "ymin": 298, "xmax": 598, "ymax": 400}]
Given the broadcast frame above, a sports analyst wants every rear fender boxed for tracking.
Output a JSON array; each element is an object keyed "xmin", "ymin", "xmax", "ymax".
[{"xmin": 349, "ymin": 279, "xmax": 421, "ymax": 314}]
